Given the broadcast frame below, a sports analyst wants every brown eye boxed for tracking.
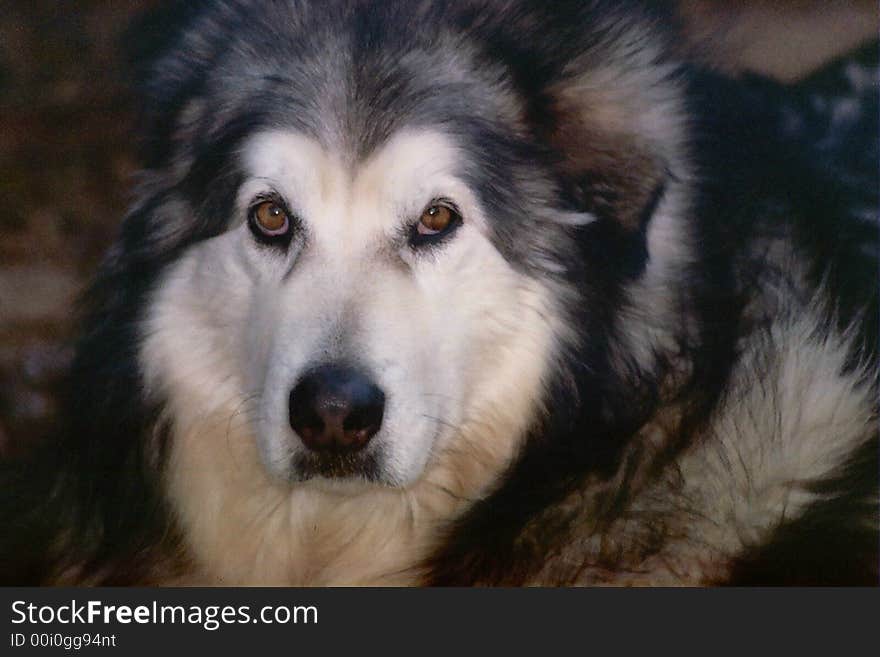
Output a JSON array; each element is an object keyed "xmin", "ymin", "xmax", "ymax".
[
  {"xmin": 417, "ymin": 204, "xmax": 458, "ymax": 236},
  {"xmin": 252, "ymin": 201, "xmax": 290, "ymax": 236}
]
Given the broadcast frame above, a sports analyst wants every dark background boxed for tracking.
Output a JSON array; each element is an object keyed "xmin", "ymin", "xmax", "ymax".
[{"xmin": 0, "ymin": 0, "xmax": 876, "ymax": 456}]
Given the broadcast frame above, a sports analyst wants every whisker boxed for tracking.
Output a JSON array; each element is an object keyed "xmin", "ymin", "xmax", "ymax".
[{"xmin": 419, "ymin": 414, "xmax": 460, "ymax": 432}]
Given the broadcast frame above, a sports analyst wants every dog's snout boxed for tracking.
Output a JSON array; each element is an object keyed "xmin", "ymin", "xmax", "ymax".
[{"xmin": 288, "ymin": 365, "xmax": 385, "ymax": 452}]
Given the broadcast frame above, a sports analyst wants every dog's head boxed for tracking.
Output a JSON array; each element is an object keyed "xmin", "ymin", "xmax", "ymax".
[
  {"xmin": 73, "ymin": 1, "xmax": 692, "ymax": 581},
  {"xmin": 141, "ymin": 3, "xmax": 688, "ymax": 484}
]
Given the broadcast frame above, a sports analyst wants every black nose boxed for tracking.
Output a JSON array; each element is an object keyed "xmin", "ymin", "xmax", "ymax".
[{"xmin": 288, "ymin": 365, "xmax": 385, "ymax": 452}]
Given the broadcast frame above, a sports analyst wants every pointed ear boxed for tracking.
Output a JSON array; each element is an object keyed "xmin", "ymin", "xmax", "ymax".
[{"xmin": 537, "ymin": 67, "xmax": 680, "ymax": 233}]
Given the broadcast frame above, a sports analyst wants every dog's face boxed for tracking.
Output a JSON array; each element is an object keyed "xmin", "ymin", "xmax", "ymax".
[
  {"xmin": 144, "ymin": 125, "xmax": 564, "ymax": 490},
  {"xmin": 243, "ymin": 127, "xmax": 561, "ymax": 486}
]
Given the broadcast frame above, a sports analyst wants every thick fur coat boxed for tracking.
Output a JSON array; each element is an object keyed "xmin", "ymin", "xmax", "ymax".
[{"xmin": 1, "ymin": 0, "xmax": 877, "ymax": 585}]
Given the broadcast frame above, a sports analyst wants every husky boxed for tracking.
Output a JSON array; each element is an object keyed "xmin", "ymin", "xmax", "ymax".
[{"xmin": 2, "ymin": 0, "xmax": 877, "ymax": 585}]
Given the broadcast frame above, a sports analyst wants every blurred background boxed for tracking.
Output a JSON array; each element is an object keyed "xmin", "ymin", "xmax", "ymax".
[{"xmin": 0, "ymin": 0, "xmax": 876, "ymax": 457}]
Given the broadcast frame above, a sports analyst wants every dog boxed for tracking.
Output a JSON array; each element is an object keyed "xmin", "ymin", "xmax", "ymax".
[{"xmin": 2, "ymin": 0, "xmax": 877, "ymax": 585}]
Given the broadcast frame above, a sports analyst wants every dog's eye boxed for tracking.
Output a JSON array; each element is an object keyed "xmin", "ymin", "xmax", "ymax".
[
  {"xmin": 410, "ymin": 203, "xmax": 462, "ymax": 247},
  {"xmin": 419, "ymin": 205, "xmax": 454, "ymax": 234},
  {"xmin": 251, "ymin": 201, "xmax": 290, "ymax": 236}
]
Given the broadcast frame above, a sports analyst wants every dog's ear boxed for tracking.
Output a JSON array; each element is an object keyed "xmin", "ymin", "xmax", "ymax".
[
  {"xmin": 120, "ymin": 0, "xmax": 223, "ymax": 169},
  {"xmin": 542, "ymin": 84, "xmax": 669, "ymax": 233},
  {"xmin": 466, "ymin": 2, "xmax": 683, "ymax": 234},
  {"xmin": 537, "ymin": 71, "xmax": 676, "ymax": 234}
]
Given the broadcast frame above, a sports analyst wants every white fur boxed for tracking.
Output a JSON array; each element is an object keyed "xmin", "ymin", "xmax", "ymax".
[{"xmin": 673, "ymin": 303, "xmax": 876, "ymax": 560}]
